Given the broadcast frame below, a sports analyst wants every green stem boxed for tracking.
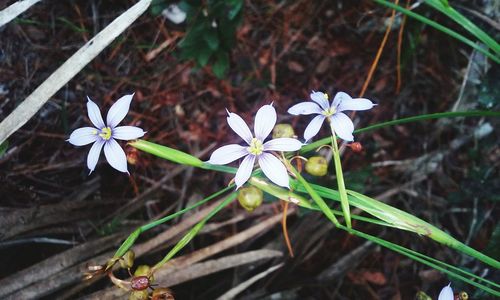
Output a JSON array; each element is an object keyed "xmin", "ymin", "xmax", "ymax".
[
  {"xmin": 285, "ymin": 160, "xmax": 340, "ymax": 227},
  {"xmin": 302, "ymin": 110, "xmax": 500, "ymax": 153},
  {"xmin": 329, "ymin": 122, "xmax": 351, "ymax": 228}
]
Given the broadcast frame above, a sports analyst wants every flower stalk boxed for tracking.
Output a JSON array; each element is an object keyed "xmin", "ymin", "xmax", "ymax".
[{"xmin": 329, "ymin": 121, "xmax": 351, "ymax": 228}]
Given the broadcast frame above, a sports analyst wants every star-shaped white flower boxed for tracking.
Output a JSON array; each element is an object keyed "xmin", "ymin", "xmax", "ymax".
[
  {"xmin": 438, "ymin": 283, "xmax": 454, "ymax": 300},
  {"xmin": 208, "ymin": 104, "xmax": 302, "ymax": 189},
  {"xmin": 67, "ymin": 93, "xmax": 145, "ymax": 174},
  {"xmin": 288, "ymin": 91, "xmax": 376, "ymax": 142}
]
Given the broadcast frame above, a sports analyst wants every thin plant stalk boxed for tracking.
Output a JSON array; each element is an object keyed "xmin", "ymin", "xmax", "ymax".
[
  {"xmin": 329, "ymin": 121, "xmax": 351, "ymax": 228},
  {"xmin": 284, "ymin": 160, "xmax": 340, "ymax": 227}
]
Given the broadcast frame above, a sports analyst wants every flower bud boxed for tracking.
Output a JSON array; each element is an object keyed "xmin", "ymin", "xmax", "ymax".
[
  {"xmin": 272, "ymin": 124, "xmax": 295, "ymax": 139},
  {"xmin": 237, "ymin": 186, "xmax": 263, "ymax": 212},
  {"xmin": 349, "ymin": 142, "xmax": 363, "ymax": 153},
  {"xmin": 152, "ymin": 287, "xmax": 175, "ymax": 300},
  {"xmin": 129, "ymin": 290, "xmax": 149, "ymax": 300},
  {"xmin": 305, "ymin": 156, "xmax": 328, "ymax": 176},
  {"xmin": 119, "ymin": 250, "xmax": 135, "ymax": 269}
]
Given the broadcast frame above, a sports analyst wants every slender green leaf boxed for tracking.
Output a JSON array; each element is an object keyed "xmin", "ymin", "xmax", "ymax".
[
  {"xmin": 373, "ymin": 0, "xmax": 500, "ymax": 63},
  {"xmin": 301, "ymin": 111, "xmax": 500, "ymax": 154},
  {"xmin": 152, "ymin": 192, "xmax": 237, "ymax": 271},
  {"xmin": 424, "ymin": 0, "xmax": 500, "ymax": 54},
  {"xmin": 129, "ymin": 139, "xmax": 203, "ymax": 167}
]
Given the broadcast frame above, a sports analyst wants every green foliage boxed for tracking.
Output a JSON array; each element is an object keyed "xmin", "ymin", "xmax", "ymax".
[
  {"xmin": 0, "ymin": 140, "xmax": 8, "ymax": 158},
  {"xmin": 153, "ymin": 0, "xmax": 243, "ymax": 78},
  {"xmin": 374, "ymin": 0, "xmax": 500, "ymax": 63}
]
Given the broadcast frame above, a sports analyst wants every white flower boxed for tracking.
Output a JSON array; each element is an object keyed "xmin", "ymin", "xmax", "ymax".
[
  {"xmin": 288, "ymin": 91, "xmax": 376, "ymax": 142},
  {"xmin": 208, "ymin": 104, "xmax": 302, "ymax": 189},
  {"xmin": 67, "ymin": 93, "xmax": 145, "ymax": 174},
  {"xmin": 438, "ymin": 283, "xmax": 454, "ymax": 300}
]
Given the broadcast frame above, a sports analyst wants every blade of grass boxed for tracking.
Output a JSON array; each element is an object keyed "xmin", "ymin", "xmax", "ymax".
[
  {"xmin": 109, "ymin": 184, "xmax": 234, "ymax": 263},
  {"xmin": 285, "ymin": 161, "xmax": 340, "ymax": 227},
  {"xmin": 341, "ymin": 225, "xmax": 500, "ymax": 296},
  {"xmin": 291, "ymin": 180, "xmax": 500, "ymax": 269},
  {"xmin": 424, "ymin": 0, "xmax": 500, "ymax": 54},
  {"xmin": 151, "ymin": 192, "xmax": 237, "ymax": 272},
  {"xmin": 373, "ymin": 0, "xmax": 500, "ymax": 63},
  {"xmin": 329, "ymin": 124, "xmax": 351, "ymax": 228},
  {"xmin": 301, "ymin": 110, "xmax": 500, "ymax": 153}
]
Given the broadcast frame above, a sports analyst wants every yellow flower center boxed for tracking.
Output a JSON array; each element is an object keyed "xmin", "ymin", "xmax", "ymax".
[
  {"xmin": 322, "ymin": 106, "xmax": 336, "ymax": 117},
  {"xmin": 247, "ymin": 138, "xmax": 264, "ymax": 155},
  {"xmin": 99, "ymin": 127, "xmax": 112, "ymax": 140},
  {"xmin": 323, "ymin": 93, "xmax": 329, "ymax": 100}
]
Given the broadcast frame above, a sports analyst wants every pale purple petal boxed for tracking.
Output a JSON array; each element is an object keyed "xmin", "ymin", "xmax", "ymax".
[
  {"xmin": 207, "ymin": 144, "xmax": 249, "ymax": 165},
  {"xmin": 104, "ymin": 138, "xmax": 128, "ymax": 173},
  {"xmin": 87, "ymin": 139, "xmax": 105, "ymax": 174},
  {"xmin": 287, "ymin": 102, "xmax": 322, "ymax": 115},
  {"xmin": 330, "ymin": 112, "xmax": 354, "ymax": 142},
  {"xmin": 235, "ymin": 154, "xmax": 255, "ymax": 189},
  {"xmin": 304, "ymin": 115, "xmax": 325, "ymax": 141},
  {"xmin": 337, "ymin": 97, "xmax": 375, "ymax": 112},
  {"xmin": 258, "ymin": 152, "xmax": 289, "ymax": 188},
  {"xmin": 112, "ymin": 126, "xmax": 145, "ymax": 140},
  {"xmin": 438, "ymin": 283, "xmax": 453, "ymax": 300},
  {"xmin": 310, "ymin": 91, "xmax": 330, "ymax": 111},
  {"xmin": 254, "ymin": 104, "xmax": 276, "ymax": 141},
  {"xmin": 86, "ymin": 97, "xmax": 105, "ymax": 129},
  {"xmin": 331, "ymin": 91, "xmax": 351, "ymax": 109},
  {"xmin": 263, "ymin": 138, "xmax": 302, "ymax": 152},
  {"xmin": 226, "ymin": 110, "xmax": 253, "ymax": 144},
  {"xmin": 106, "ymin": 93, "xmax": 134, "ymax": 128},
  {"xmin": 68, "ymin": 127, "xmax": 98, "ymax": 146}
]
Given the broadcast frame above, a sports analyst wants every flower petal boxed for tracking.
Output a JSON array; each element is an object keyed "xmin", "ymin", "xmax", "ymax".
[
  {"xmin": 226, "ymin": 110, "xmax": 253, "ymax": 144},
  {"xmin": 254, "ymin": 104, "xmax": 276, "ymax": 141},
  {"xmin": 68, "ymin": 127, "xmax": 98, "ymax": 146},
  {"xmin": 106, "ymin": 93, "xmax": 134, "ymax": 128},
  {"xmin": 87, "ymin": 139, "xmax": 105, "ymax": 174},
  {"xmin": 104, "ymin": 138, "xmax": 128, "ymax": 173},
  {"xmin": 337, "ymin": 97, "xmax": 375, "ymax": 112},
  {"xmin": 112, "ymin": 126, "xmax": 145, "ymax": 140},
  {"xmin": 438, "ymin": 283, "xmax": 454, "ymax": 300},
  {"xmin": 304, "ymin": 115, "xmax": 325, "ymax": 141},
  {"xmin": 207, "ymin": 144, "xmax": 248, "ymax": 165},
  {"xmin": 310, "ymin": 91, "xmax": 330, "ymax": 110},
  {"xmin": 331, "ymin": 91, "xmax": 351, "ymax": 109},
  {"xmin": 330, "ymin": 112, "xmax": 354, "ymax": 141},
  {"xmin": 87, "ymin": 97, "xmax": 105, "ymax": 129},
  {"xmin": 258, "ymin": 152, "xmax": 289, "ymax": 188},
  {"xmin": 287, "ymin": 102, "xmax": 322, "ymax": 115},
  {"xmin": 235, "ymin": 154, "xmax": 255, "ymax": 189},
  {"xmin": 263, "ymin": 138, "xmax": 302, "ymax": 152}
]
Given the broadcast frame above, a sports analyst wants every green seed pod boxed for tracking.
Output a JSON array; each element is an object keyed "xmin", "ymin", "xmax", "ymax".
[
  {"xmin": 305, "ymin": 156, "xmax": 328, "ymax": 176},
  {"xmin": 129, "ymin": 290, "xmax": 149, "ymax": 300},
  {"xmin": 272, "ymin": 124, "xmax": 295, "ymax": 139},
  {"xmin": 415, "ymin": 291, "xmax": 432, "ymax": 300},
  {"xmin": 134, "ymin": 265, "xmax": 154, "ymax": 283},
  {"xmin": 119, "ymin": 250, "xmax": 135, "ymax": 269},
  {"xmin": 237, "ymin": 186, "xmax": 263, "ymax": 212}
]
